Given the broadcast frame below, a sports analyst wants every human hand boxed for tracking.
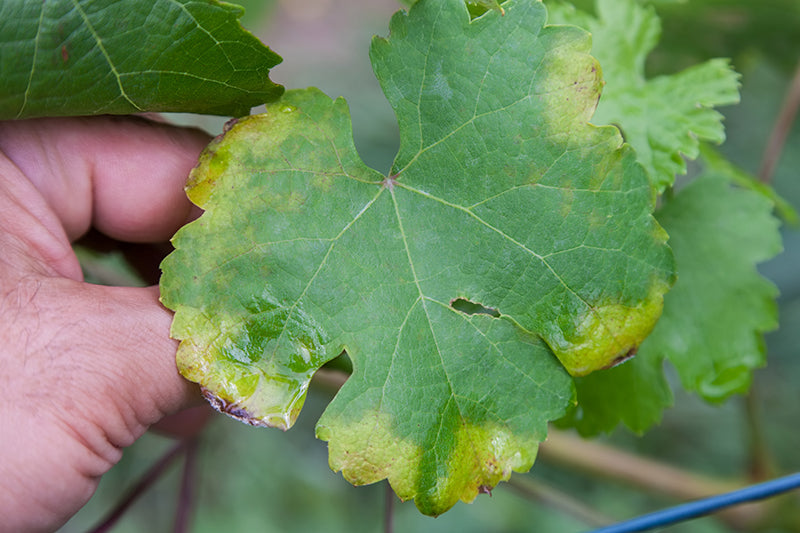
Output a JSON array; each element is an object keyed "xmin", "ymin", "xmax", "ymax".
[{"xmin": 0, "ymin": 116, "xmax": 211, "ymax": 532}]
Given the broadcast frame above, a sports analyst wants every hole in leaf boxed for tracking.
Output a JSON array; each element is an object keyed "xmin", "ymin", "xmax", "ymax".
[
  {"xmin": 450, "ymin": 298, "xmax": 501, "ymax": 318},
  {"xmin": 322, "ymin": 349, "xmax": 353, "ymax": 374},
  {"xmin": 313, "ymin": 350, "xmax": 352, "ymax": 395}
]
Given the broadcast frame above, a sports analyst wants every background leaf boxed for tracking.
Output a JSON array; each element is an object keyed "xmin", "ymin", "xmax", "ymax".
[
  {"xmin": 543, "ymin": 0, "xmax": 782, "ymax": 436},
  {"xmin": 642, "ymin": 172, "xmax": 781, "ymax": 400},
  {"xmin": 0, "ymin": 0, "xmax": 283, "ymax": 119},
  {"xmin": 546, "ymin": 0, "xmax": 741, "ymax": 191},
  {"xmin": 161, "ymin": 0, "xmax": 674, "ymax": 515},
  {"xmin": 652, "ymin": 0, "xmax": 800, "ymax": 77}
]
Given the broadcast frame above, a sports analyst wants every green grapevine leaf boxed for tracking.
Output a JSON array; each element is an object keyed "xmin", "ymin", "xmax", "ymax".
[
  {"xmin": 641, "ymin": 172, "xmax": 781, "ymax": 401},
  {"xmin": 0, "ymin": 0, "xmax": 283, "ymax": 119},
  {"xmin": 160, "ymin": 0, "xmax": 674, "ymax": 514},
  {"xmin": 547, "ymin": 0, "xmax": 741, "ymax": 191}
]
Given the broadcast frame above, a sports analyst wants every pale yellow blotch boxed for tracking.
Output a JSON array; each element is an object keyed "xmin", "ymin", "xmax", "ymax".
[
  {"xmin": 172, "ymin": 306, "xmax": 314, "ymax": 430},
  {"xmin": 313, "ymin": 173, "xmax": 335, "ymax": 192},
  {"xmin": 551, "ymin": 278, "xmax": 672, "ymax": 377},
  {"xmin": 264, "ymin": 191, "xmax": 306, "ymax": 212},
  {"xmin": 184, "ymin": 107, "xmax": 303, "ymax": 207},
  {"xmin": 431, "ymin": 423, "xmax": 539, "ymax": 513},
  {"xmin": 319, "ymin": 413, "xmax": 541, "ymax": 516},
  {"xmin": 318, "ymin": 411, "xmax": 423, "ymax": 499},
  {"xmin": 538, "ymin": 29, "xmax": 603, "ymax": 130}
]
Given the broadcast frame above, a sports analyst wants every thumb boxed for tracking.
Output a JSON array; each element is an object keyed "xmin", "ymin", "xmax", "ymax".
[
  {"xmin": 29, "ymin": 282, "xmax": 201, "ymax": 436},
  {"xmin": 0, "ymin": 277, "xmax": 201, "ymax": 531}
]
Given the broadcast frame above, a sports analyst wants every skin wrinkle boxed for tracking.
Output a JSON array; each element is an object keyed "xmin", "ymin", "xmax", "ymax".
[
  {"xmin": 0, "ymin": 116, "xmax": 211, "ymax": 532},
  {"xmin": 43, "ymin": 331, "xmax": 140, "ymax": 478},
  {"xmin": 0, "ymin": 280, "xmax": 108, "ymax": 530},
  {"xmin": 6, "ymin": 279, "xmax": 44, "ymax": 391},
  {"xmin": 0, "ymin": 163, "xmax": 82, "ymax": 280},
  {"xmin": 25, "ymin": 268, "xmax": 183, "ymax": 453}
]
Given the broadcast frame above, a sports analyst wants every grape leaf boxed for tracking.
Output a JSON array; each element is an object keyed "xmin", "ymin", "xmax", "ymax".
[
  {"xmin": 562, "ymin": 169, "xmax": 782, "ymax": 435},
  {"xmin": 0, "ymin": 0, "xmax": 283, "ymax": 119},
  {"xmin": 546, "ymin": 0, "xmax": 740, "ymax": 191},
  {"xmin": 642, "ymin": 172, "xmax": 781, "ymax": 401},
  {"xmin": 160, "ymin": 0, "xmax": 674, "ymax": 515}
]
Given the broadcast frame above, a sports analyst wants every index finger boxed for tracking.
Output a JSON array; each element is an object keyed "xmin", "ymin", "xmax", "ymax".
[{"xmin": 0, "ymin": 115, "xmax": 211, "ymax": 243}]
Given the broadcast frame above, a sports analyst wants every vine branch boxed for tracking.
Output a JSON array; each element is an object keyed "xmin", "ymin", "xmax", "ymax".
[
  {"xmin": 505, "ymin": 475, "xmax": 613, "ymax": 527},
  {"xmin": 538, "ymin": 430, "xmax": 770, "ymax": 529},
  {"xmin": 744, "ymin": 386, "xmax": 777, "ymax": 482},
  {"xmin": 174, "ymin": 437, "xmax": 200, "ymax": 533},
  {"xmin": 758, "ymin": 58, "xmax": 800, "ymax": 183},
  {"xmin": 88, "ymin": 439, "xmax": 189, "ymax": 533},
  {"xmin": 384, "ymin": 482, "xmax": 395, "ymax": 533}
]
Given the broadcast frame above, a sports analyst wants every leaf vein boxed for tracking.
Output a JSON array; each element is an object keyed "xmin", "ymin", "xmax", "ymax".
[
  {"xmin": 16, "ymin": 2, "xmax": 46, "ymax": 118},
  {"xmin": 265, "ymin": 187, "xmax": 385, "ymax": 363},
  {"xmin": 391, "ymin": 188, "xmax": 477, "ymax": 459},
  {"xmin": 70, "ymin": 0, "xmax": 142, "ymax": 111}
]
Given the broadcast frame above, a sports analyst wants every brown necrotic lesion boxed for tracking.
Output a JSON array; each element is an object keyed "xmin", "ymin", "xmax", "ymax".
[{"xmin": 201, "ymin": 386, "xmax": 270, "ymax": 428}]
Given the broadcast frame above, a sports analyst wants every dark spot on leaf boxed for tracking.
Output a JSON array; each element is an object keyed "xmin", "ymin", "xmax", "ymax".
[
  {"xmin": 223, "ymin": 117, "xmax": 239, "ymax": 133},
  {"xmin": 61, "ymin": 45, "xmax": 69, "ymax": 63},
  {"xmin": 478, "ymin": 485, "xmax": 493, "ymax": 496},
  {"xmin": 201, "ymin": 386, "xmax": 274, "ymax": 429},
  {"xmin": 603, "ymin": 346, "xmax": 637, "ymax": 370},
  {"xmin": 450, "ymin": 298, "xmax": 500, "ymax": 318}
]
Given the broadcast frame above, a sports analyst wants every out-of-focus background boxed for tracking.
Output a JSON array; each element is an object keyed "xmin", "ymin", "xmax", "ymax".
[{"xmin": 61, "ymin": 1, "xmax": 800, "ymax": 531}]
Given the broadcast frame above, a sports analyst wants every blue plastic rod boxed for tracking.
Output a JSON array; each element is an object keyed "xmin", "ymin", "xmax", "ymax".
[{"xmin": 586, "ymin": 471, "xmax": 800, "ymax": 533}]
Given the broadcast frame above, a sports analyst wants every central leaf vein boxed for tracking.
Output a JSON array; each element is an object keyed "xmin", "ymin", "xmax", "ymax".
[{"xmin": 390, "ymin": 185, "xmax": 479, "ymax": 464}]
